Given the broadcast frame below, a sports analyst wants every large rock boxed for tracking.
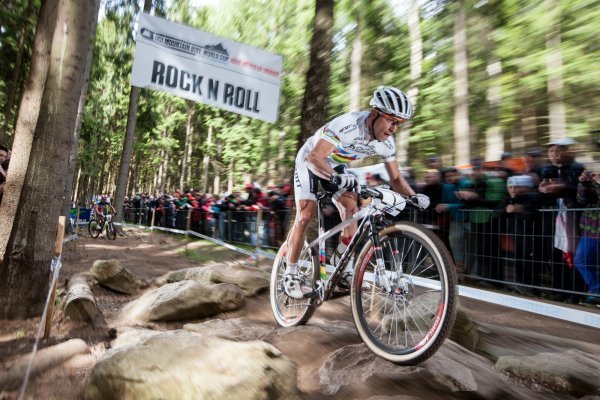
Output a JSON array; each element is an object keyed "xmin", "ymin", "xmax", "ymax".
[
  {"xmin": 184, "ymin": 317, "xmax": 275, "ymax": 341},
  {"xmin": 449, "ymin": 304, "xmax": 479, "ymax": 351},
  {"xmin": 121, "ymin": 280, "xmax": 245, "ymax": 322},
  {"xmin": 90, "ymin": 259, "xmax": 141, "ymax": 294},
  {"xmin": 156, "ymin": 263, "xmax": 270, "ymax": 296},
  {"xmin": 496, "ymin": 349, "xmax": 600, "ymax": 396},
  {"xmin": 318, "ymin": 342, "xmax": 476, "ymax": 395},
  {"xmin": 83, "ymin": 331, "xmax": 300, "ymax": 400},
  {"xmin": 211, "ymin": 264, "xmax": 270, "ymax": 296}
]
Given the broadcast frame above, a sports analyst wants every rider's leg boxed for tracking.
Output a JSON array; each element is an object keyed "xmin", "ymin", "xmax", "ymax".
[
  {"xmin": 283, "ymin": 199, "xmax": 316, "ymax": 299},
  {"xmin": 330, "ymin": 191, "xmax": 359, "ymax": 263},
  {"xmin": 286, "ymin": 199, "xmax": 317, "ymax": 269},
  {"xmin": 331, "ymin": 191, "xmax": 364, "ymax": 289}
]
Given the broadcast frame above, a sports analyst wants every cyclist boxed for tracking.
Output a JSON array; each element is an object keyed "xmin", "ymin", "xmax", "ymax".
[
  {"xmin": 94, "ymin": 194, "xmax": 116, "ymax": 224},
  {"xmin": 284, "ymin": 86, "xmax": 417, "ymax": 299}
]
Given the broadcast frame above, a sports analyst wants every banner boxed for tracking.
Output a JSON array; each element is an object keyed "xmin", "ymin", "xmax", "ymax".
[{"xmin": 131, "ymin": 13, "xmax": 283, "ymax": 123}]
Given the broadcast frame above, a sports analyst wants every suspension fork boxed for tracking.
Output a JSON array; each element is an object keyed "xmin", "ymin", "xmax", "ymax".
[{"xmin": 368, "ymin": 215, "xmax": 392, "ymax": 292}]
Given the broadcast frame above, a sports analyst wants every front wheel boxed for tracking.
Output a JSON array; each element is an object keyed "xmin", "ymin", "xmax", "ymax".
[
  {"xmin": 270, "ymin": 241, "xmax": 319, "ymax": 328},
  {"xmin": 106, "ymin": 221, "xmax": 116, "ymax": 240},
  {"xmin": 88, "ymin": 218, "xmax": 103, "ymax": 238},
  {"xmin": 351, "ymin": 221, "xmax": 457, "ymax": 365}
]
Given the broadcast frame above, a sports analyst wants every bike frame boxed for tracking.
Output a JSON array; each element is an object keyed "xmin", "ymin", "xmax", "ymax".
[{"xmin": 300, "ymin": 191, "xmax": 387, "ymax": 302}]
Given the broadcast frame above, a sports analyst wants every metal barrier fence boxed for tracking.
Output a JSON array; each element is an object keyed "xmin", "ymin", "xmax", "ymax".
[{"xmin": 115, "ymin": 205, "xmax": 599, "ymax": 303}]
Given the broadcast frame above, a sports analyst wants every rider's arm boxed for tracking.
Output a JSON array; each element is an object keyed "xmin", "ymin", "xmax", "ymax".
[
  {"xmin": 384, "ymin": 161, "xmax": 416, "ymax": 196},
  {"xmin": 305, "ymin": 140, "xmax": 337, "ymax": 180}
]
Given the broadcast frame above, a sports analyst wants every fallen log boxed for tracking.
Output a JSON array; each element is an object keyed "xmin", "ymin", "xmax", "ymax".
[
  {"xmin": 0, "ymin": 339, "xmax": 89, "ymax": 390},
  {"xmin": 64, "ymin": 274, "xmax": 97, "ymax": 322}
]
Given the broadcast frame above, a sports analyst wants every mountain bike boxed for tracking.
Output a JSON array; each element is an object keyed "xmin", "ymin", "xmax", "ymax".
[
  {"xmin": 269, "ymin": 185, "xmax": 457, "ymax": 365},
  {"xmin": 88, "ymin": 211, "xmax": 117, "ymax": 240}
]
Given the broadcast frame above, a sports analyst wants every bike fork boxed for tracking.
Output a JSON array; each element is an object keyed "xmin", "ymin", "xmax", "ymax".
[{"xmin": 368, "ymin": 216, "xmax": 392, "ymax": 293}]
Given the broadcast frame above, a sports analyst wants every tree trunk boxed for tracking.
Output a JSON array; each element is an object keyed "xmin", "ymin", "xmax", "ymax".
[
  {"xmin": 227, "ymin": 157, "xmax": 234, "ymax": 193},
  {"xmin": 349, "ymin": 18, "xmax": 362, "ymax": 112},
  {"xmin": 0, "ymin": 0, "xmax": 58, "ymax": 262},
  {"xmin": 201, "ymin": 125, "xmax": 212, "ymax": 194},
  {"xmin": 112, "ymin": 0, "xmax": 152, "ymax": 226},
  {"xmin": 0, "ymin": 0, "xmax": 37, "ymax": 144},
  {"xmin": 181, "ymin": 103, "xmax": 194, "ymax": 190},
  {"xmin": 546, "ymin": 0, "xmax": 566, "ymax": 141},
  {"xmin": 62, "ymin": 0, "xmax": 101, "ymax": 227},
  {"xmin": 397, "ymin": 0, "xmax": 423, "ymax": 166},
  {"xmin": 0, "ymin": 0, "xmax": 97, "ymax": 319},
  {"xmin": 298, "ymin": 0, "xmax": 334, "ymax": 149},
  {"xmin": 212, "ymin": 139, "xmax": 222, "ymax": 195},
  {"xmin": 453, "ymin": 4, "xmax": 470, "ymax": 166}
]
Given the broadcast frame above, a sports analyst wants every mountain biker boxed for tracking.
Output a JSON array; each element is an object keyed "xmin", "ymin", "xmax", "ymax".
[
  {"xmin": 284, "ymin": 86, "xmax": 417, "ymax": 299},
  {"xmin": 94, "ymin": 194, "xmax": 116, "ymax": 223}
]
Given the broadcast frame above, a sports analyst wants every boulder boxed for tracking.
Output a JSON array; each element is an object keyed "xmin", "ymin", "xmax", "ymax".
[
  {"xmin": 121, "ymin": 280, "xmax": 245, "ymax": 322},
  {"xmin": 156, "ymin": 263, "xmax": 270, "ymax": 296},
  {"xmin": 83, "ymin": 331, "xmax": 300, "ymax": 400},
  {"xmin": 449, "ymin": 304, "xmax": 479, "ymax": 351},
  {"xmin": 496, "ymin": 349, "xmax": 600, "ymax": 396},
  {"xmin": 90, "ymin": 259, "xmax": 141, "ymax": 294},
  {"xmin": 184, "ymin": 317, "xmax": 275, "ymax": 341}
]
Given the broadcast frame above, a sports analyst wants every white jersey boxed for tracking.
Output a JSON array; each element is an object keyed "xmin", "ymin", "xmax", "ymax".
[
  {"xmin": 294, "ymin": 111, "xmax": 397, "ymax": 201},
  {"xmin": 299, "ymin": 111, "xmax": 397, "ymax": 167}
]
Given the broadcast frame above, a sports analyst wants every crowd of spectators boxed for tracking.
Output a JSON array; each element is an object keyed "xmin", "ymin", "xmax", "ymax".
[
  {"xmin": 122, "ymin": 182, "xmax": 294, "ymax": 248},
  {"xmin": 418, "ymin": 139, "xmax": 598, "ymax": 306}
]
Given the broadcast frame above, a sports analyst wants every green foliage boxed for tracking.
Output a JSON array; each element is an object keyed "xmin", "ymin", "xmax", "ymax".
[{"xmin": 67, "ymin": 0, "xmax": 598, "ymax": 199}]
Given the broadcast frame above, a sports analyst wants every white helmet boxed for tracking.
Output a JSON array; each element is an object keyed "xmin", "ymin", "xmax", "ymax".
[{"xmin": 369, "ymin": 86, "xmax": 413, "ymax": 119}]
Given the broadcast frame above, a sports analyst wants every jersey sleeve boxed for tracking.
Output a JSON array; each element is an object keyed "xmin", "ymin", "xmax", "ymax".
[
  {"xmin": 316, "ymin": 114, "xmax": 353, "ymax": 147},
  {"xmin": 380, "ymin": 139, "xmax": 397, "ymax": 163}
]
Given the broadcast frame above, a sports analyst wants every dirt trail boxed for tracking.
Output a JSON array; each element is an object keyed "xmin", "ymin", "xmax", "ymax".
[{"xmin": 0, "ymin": 228, "xmax": 598, "ymax": 399}]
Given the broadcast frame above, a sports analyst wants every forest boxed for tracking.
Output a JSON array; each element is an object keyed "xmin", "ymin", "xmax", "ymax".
[
  {"xmin": 1, "ymin": 0, "xmax": 598, "ymax": 201},
  {"xmin": 0, "ymin": 0, "xmax": 598, "ymax": 316}
]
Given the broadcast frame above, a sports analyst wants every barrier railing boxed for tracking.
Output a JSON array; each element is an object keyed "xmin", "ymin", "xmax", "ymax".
[{"xmin": 73, "ymin": 205, "xmax": 600, "ymax": 304}]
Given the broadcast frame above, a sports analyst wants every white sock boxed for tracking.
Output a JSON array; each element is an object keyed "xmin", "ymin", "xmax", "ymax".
[
  {"xmin": 285, "ymin": 262, "xmax": 298, "ymax": 274},
  {"xmin": 335, "ymin": 242, "xmax": 348, "ymax": 257}
]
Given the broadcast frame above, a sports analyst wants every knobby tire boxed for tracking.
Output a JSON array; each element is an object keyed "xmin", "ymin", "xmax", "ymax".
[
  {"xmin": 351, "ymin": 221, "xmax": 457, "ymax": 365},
  {"xmin": 270, "ymin": 241, "xmax": 319, "ymax": 328}
]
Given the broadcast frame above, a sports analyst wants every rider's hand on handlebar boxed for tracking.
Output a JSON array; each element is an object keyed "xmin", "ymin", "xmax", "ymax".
[
  {"xmin": 409, "ymin": 193, "xmax": 430, "ymax": 209},
  {"xmin": 330, "ymin": 173, "xmax": 358, "ymax": 190}
]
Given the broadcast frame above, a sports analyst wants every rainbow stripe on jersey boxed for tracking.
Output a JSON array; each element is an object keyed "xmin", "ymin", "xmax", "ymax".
[{"xmin": 330, "ymin": 148, "xmax": 358, "ymax": 163}]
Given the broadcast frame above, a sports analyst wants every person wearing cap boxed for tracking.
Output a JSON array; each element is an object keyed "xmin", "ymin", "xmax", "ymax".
[
  {"xmin": 496, "ymin": 174, "xmax": 542, "ymax": 294},
  {"xmin": 538, "ymin": 138, "xmax": 586, "ymax": 299}
]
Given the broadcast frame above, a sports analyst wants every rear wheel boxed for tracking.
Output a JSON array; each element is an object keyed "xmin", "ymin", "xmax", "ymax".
[
  {"xmin": 106, "ymin": 221, "xmax": 116, "ymax": 240},
  {"xmin": 88, "ymin": 218, "xmax": 103, "ymax": 238},
  {"xmin": 270, "ymin": 241, "xmax": 319, "ymax": 327},
  {"xmin": 351, "ymin": 222, "xmax": 457, "ymax": 365}
]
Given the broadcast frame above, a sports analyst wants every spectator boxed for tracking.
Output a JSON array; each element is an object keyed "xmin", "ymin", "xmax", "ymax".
[
  {"xmin": 496, "ymin": 174, "xmax": 542, "ymax": 294},
  {"xmin": 425, "ymin": 155, "xmax": 442, "ymax": 172},
  {"xmin": 496, "ymin": 152, "xmax": 516, "ymax": 180},
  {"xmin": 574, "ymin": 169, "xmax": 600, "ymax": 307},
  {"xmin": 435, "ymin": 167, "xmax": 471, "ymax": 271},
  {"xmin": 522, "ymin": 148, "xmax": 546, "ymax": 185},
  {"xmin": 420, "ymin": 169, "xmax": 449, "ymax": 248},
  {"xmin": 457, "ymin": 159, "xmax": 505, "ymax": 282},
  {"xmin": 539, "ymin": 138, "xmax": 586, "ymax": 298}
]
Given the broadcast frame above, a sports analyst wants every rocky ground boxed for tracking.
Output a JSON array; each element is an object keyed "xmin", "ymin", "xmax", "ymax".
[{"xmin": 0, "ymin": 227, "xmax": 599, "ymax": 399}]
